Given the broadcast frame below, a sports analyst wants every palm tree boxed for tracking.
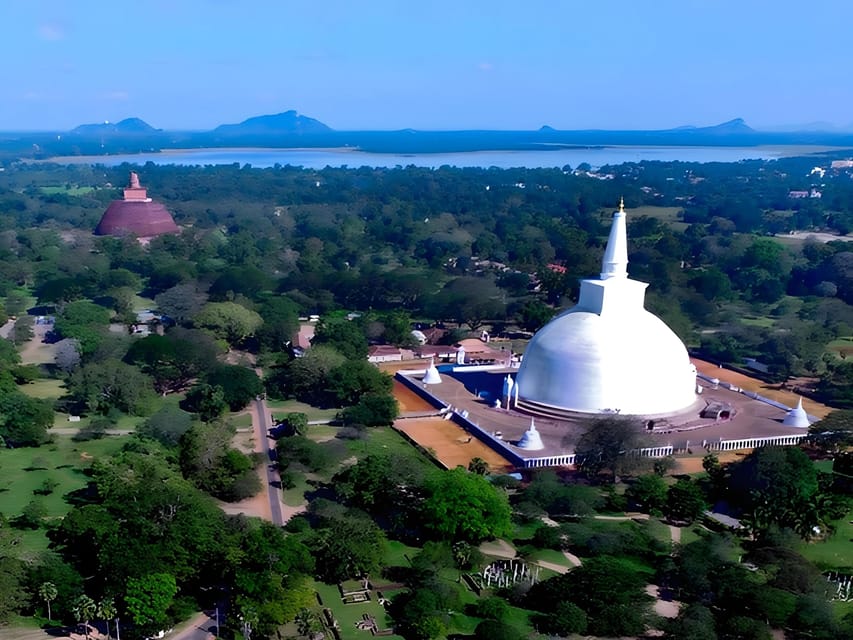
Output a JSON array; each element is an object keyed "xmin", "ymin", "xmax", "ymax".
[
  {"xmin": 295, "ymin": 608, "xmax": 319, "ymax": 638},
  {"xmin": 467, "ymin": 457, "xmax": 490, "ymax": 475},
  {"xmin": 72, "ymin": 595, "xmax": 97, "ymax": 640},
  {"xmin": 97, "ymin": 597, "xmax": 117, "ymax": 639},
  {"xmin": 38, "ymin": 582, "xmax": 58, "ymax": 621}
]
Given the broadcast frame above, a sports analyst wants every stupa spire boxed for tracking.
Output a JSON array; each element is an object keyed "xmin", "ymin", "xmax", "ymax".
[{"xmin": 600, "ymin": 198, "xmax": 629, "ymax": 280}]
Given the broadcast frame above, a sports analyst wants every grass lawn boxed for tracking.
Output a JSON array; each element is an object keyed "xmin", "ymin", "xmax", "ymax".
[
  {"xmin": 346, "ymin": 426, "xmax": 434, "ymax": 466},
  {"xmin": 17, "ymin": 378, "xmax": 66, "ymax": 400},
  {"xmin": 131, "ymin": 294, "xmax": 157, "ymax": 313},
  {"xmin": 267, "ymin": 399, "xmax": 339, "ymax": 422},
  {"xmin": 826, "ymin": 336, "xmax": 853, "ymax": 359},
  {"xmin": 798, "ymin": 508, "xmax": 853, "ymax": 572},
  {"xmin": 524, "ymin": 548, "xmax": 574, "ymax": 568},
  {"xmin": 305, "ymin": 424, "xmax": 339, "ymax": 442},
  {"xmin": 678, "ymin": 525, "xmax": 705, "ymax": 546},
  {"xmin": 313, "ymin": 581, "xmax": 403, "ymax": 640},
  {"xmin": 38, "ymin": 185, "xmax": 95, "ymax": 196},
  {"xmin": 230, "ymin": 412, "xmax": 253, "ymax": 428},
  {"xmin": 281, "ymin": 472, "xmax": 311, "ymax": 508},
  {"xmin": 383, "ymin": 540, "xmax": 419, "ymax": 567},
  {"xmin": 739, "ymin": 315, "xmax": 776, "ymax": 329},
  {"xmin": 644, "ymin": 518, "xmax": 675, "ymax": 546},
  {"xmin": 0, "ymin": 434, "xmax": 129, "ymax": 560}
]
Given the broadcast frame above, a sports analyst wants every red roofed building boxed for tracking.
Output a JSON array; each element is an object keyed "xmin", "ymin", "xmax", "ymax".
[{"xmin": 94, "ymin": 172, "xmax": 179, "ymax": 239}]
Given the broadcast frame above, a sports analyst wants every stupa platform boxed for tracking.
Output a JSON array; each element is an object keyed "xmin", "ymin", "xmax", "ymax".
[{"xmin": 394, "ymin": 361, "xmax": 815, "ymax": 468}]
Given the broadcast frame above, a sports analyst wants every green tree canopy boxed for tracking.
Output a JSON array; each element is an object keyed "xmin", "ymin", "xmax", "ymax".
[
  {"xmin": 195, "ymin": 301, "xmax": 263, "ymax": 345},
  {"xmin": 421, "ymin": 467, "xmax": 511, "ymax": 543}
]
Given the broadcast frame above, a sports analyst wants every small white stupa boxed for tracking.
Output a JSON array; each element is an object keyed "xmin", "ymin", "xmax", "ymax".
[
  {"xmin": 423, "ymin": 358, "xmax": 442, "ymax": 385},
  {"xmin": 517, "ymin": 418, "xmax": 544, "ymax": 450},
  {"xmin": 502, "ymin": 375, "xmax": 515, "ymax": 409},
  {"xmin": 782, "ymin": 397, "xmax": 811, "ymax": 428}
]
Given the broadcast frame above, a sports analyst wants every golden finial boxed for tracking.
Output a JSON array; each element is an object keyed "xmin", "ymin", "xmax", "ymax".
[{"xmin": 619, "ymin": 196, "xmax": 625, "ymax": 213}]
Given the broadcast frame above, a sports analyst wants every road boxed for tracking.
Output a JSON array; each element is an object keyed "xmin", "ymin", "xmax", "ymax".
[{"xmin": 254, "ymin": 395, "xmax": 285, "ymax": 526}]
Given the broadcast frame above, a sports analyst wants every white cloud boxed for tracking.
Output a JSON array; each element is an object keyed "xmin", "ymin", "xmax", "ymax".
[
  {"xmin": 102, "ymin": 91, "xmax": 130, "ymax": 101},
  {"xmin": 38, "ymin": 23, "xmax": 65, "ymax": 41}
]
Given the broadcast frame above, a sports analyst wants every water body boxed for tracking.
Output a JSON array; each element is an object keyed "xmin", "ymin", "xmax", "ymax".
[{"xmin": 48, "ymin": 145, "xmax": 805, "ymax": 170}]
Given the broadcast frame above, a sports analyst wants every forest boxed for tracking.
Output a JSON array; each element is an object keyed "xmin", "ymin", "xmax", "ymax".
[{"xmin": 0, "ymin": 155, "xmax": 851, "ymax": 639}]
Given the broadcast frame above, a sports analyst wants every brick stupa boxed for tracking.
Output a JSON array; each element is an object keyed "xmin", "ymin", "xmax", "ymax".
[{"xmin": 94, "ymin": 172, "xmax": 179, "ymax": 239}]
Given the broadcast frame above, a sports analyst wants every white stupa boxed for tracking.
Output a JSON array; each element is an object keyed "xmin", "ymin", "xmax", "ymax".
[
  {"xmin": 782, "ymin": 397, "xmax": 811, "ymax": 428},
  {"xmin": 423, "ymin": 358, "xmax": 442, "ymax": 385},
  {"xmin": 516, "ymin": 199, "xmax": 697, "ymax": 417},
  {"xmin": 517, "ymin": 418, "xmax": 544, "ymax": 450}
]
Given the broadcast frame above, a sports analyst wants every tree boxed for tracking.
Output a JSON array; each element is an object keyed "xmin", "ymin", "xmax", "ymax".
[
  {"xmin": 96, "ymin": 597, "xmax": 116, "ymax": 639},
  {"xmin": 526, "ymin": 556, "xmax": 651, "ymax": 637},
  {"xmin": 284, "ymin": 412, "xmax": 308, "ymax": 436},
  {"xmin": 124, "ymin": 573, "xmax": 177, "ymax": 634},
  {"xmin": 0, "ymin": 391, "xmax": 54, "ymax": 445},
  {"xmin": 808, "ymin": 410, "xmax": 853, "ymax": 454},
  {"xmin": 124, "ymin": 330, "xmax": 220, "ymax": 394},
  {"xmin": 54, "ymin": 338, "xmax": 82, "ymax": 373},
  {"xmin": 326, "ymin": 359, "xmax": 393, "ymax": 406},
  {"xmin": 665, "ymin": 478, "xmax": 707, "ymax": 524},
  {"xmin": 295, "ymin": 608, "xmax": 321, "ymax": 638},
  {"xmin": 626, "ymin": 474, "xmax": 668, "ymax": 513},
  {"xmin": 68, "ymin": 359, "xmax": 154, "ymax": 415},
  {"xmin": 474, "ymin": 619, "xmax": 525, "ymax": 640},
  {"xmin": 309, "ymin": 517, "xmax": 387, "ymax": 583},
  {"xmin": 664, "ymin": 604, "xmax": 717, "ymax": 640},
  {"xmin": 195, "ymin": 301, "xmax": 263, "ymax": 346},
  {"xmin": 467, "ymin": 457, "xmax": 490, "ymax": 475},
  {"xmin": 72, "ymin": 594, "xmax": 97, "ymax": 640},
  {"xmin": 205, "ymin": 365, "xmax": 263, "ymax": 411},
  {"xmin": 265, "ymin": 345, "xmax": 346, "ymax": 405},
  {"xmin": 421, "ymin": 467, "xmax": 512, "ymax": 543},
  {"xmin": 532, "ymin": 601, "xmax": 588, "ymax": 636},
  {"xmin": 38, "ymin": 581, "xmax": 58, "ymax": 621},
  {"xmin": 154, "ymin": 283, "xmax": 207, "ymax": 326},
  {"xmin": 340, "ymin": 393, "xmax": 399, "ymax": 427},
  {"xmin": 182, "ymin": 383, "xmax": 227, "ymax": 422},
  {"xmin": 311, "ymin": 316, "xmax": 369, "ymax": 360},
  {"xmin": 138, "ymin": 405, "xmax": 194, "ymax": 447},
  {"xmin": 728, "ymin": 446, "xmax": 821, "ymax": 537},
  {"xmin": 574, "ymin": 417, "xmax": 650, "ymax": 481}
]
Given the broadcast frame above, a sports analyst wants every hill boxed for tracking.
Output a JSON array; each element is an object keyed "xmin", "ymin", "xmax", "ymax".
[
  {"xmin": 70, "ymin": 117, "xmax": 160, "ymax": 136},
  {"xmin": 213, "ymin": 110, "xmax": 332, "ymax": 136}
]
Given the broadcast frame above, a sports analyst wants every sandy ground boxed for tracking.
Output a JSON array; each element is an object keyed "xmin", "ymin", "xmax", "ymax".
[
  {"xmin": 392, "ymin": 379, "xmax": 437, "ymax": 412},
  {"xmin": 394, "ymin": 417, "xmax": 514, "ymax": 472},
  {"xmin": 673, "ymin": 450, "xmax": 748, "ymax": 474},
  {"xmin": 221, "ymin": 404, "xmax": 273, "ymax": 521},
  {"xmin": 19, "ymin": 321, "xmax": 57, "ymax": 365},
  {"xmin": 778, "ymin": 231, "xmax": 853, "ymax": 243},
  {"xmin": 692, "ymin": 358, "xmax": 833, "ymax": 418}
]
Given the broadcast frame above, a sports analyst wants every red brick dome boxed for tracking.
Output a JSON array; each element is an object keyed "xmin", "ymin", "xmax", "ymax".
[{"xmin": 94, "ymin": 172, "xmax": 179, "ymax": 238}]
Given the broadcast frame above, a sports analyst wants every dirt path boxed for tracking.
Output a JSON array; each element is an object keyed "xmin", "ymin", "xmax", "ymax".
[
  {"xmin": 479, "ymin": 538, "xmax": 516, "ymax": 559},
  {"xmin": 562, "ymin": 550, "xmax": 582, "ymax": 567},
  {"xmin": 19, "ymin": 321, "xmax": 56, "ymax": 365},
  {"xmin": 669, "ymin": 524, "xmax": 682, "ymax": 545}
]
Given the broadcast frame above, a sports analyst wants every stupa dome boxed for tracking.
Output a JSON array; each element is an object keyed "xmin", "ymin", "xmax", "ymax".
[
  {"xmin": 423, "ymin": 358, "xmax": 442, "ymax": 385},
  {"xmin": 517, "ymin": 419, "xmax": 544, "ymax": 450},
  {"xmin": 94, "ymin": 172, "xmax": 179, "ymax": 238},
  {"xmin": 782, "ymin": 398, "xmax": 811, "ymax": 428},
  {"xmin": 516, "ymin": 200, "xmax": 696, "ymax": 417}
]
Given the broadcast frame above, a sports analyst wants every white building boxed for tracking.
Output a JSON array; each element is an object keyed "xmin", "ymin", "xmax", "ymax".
[{"xmin": 515, "ymin": 200, "xmax": 697, "ymax": 417}]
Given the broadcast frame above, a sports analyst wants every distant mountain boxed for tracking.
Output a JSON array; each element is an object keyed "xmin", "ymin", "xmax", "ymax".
[
  {"xmin": 213, "ymin": 110, "xmax": 332, "ymax": 136},
  {"xmin": 694, "ymin": 118, "xmax": 754, "ymax": 135},
  {"xmin": 71, "ymin": 117, "xmax": 160, "ymax": 136}
]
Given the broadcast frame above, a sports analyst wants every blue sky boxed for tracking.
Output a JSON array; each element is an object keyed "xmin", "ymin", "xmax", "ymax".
[{"xmin": 2, "ymin": 0, "xmax": 851, "ymax": 131}]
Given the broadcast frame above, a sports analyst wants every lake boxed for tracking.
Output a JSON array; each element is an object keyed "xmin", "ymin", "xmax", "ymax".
[{"xmin": 49, "ymin": 145, "xmax": 807, "ymax": 170}]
